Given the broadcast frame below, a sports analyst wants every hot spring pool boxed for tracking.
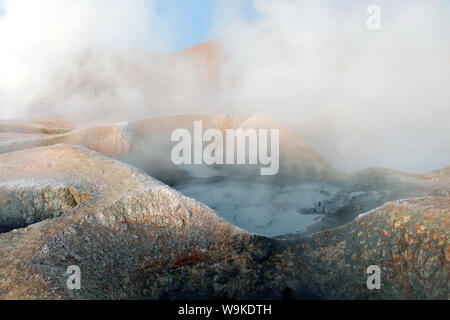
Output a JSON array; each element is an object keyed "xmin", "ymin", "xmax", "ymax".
[{"xmin": 174, "ymin": 178, "xmax": 344, "ymax": 237}]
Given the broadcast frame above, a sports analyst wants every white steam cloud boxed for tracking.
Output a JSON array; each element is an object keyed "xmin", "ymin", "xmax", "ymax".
[
  {"xmin": 0, "ymin": 0, "xmax": 449, "ymax": 173},
  {"xmin": 0, "ymin": 0, "xmax": 173, "ymax": 118}
]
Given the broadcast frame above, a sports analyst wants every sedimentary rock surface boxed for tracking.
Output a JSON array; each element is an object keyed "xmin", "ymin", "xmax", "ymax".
[{"xmin": 0, "ymin": 142, "xmax": 448, "ymax": 299}]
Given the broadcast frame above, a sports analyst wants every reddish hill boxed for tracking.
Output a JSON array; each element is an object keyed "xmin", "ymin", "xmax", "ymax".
[{"xmin": 170, "ymin": 40, "xmax": 222, "ymax": 82}]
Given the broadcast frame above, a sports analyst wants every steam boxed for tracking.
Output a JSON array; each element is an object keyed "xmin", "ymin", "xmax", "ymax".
[
  {"xmin": 0, "ymin": 0, "xmax": 174, "ymax": 118},
  {"xmin": 214, "ymin": 0, "xmax": 450, "ymax": 173},
  {"xmin": 0, "ymin": 0, "xmax": 449, "ymax": 173}
]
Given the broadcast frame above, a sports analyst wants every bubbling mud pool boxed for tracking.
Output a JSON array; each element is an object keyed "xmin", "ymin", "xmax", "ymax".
[{"xmin": 173, "ymin": 178, "xmax": 348, "ymax": 237}]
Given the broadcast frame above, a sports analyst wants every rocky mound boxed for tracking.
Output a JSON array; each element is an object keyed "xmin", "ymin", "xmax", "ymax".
[
  {"xmin": 0, "ymin": 115, "xmax": 445, "ymax": 237},
  {"xmin": 0, "ymin": 144, "xmax": 448, "ymax": 299},
  {"xmin": 0, "ymin": 121, "xmax": 134, "ymax": 158},
  {"xmin": 0, "ymin": 114, "xmax": 337, "ymax": 181}
]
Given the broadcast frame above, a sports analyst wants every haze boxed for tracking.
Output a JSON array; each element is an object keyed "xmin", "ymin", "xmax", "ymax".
[{"xmin": 0, "ymin": 0, "xmax": 449, "ymax": 173}]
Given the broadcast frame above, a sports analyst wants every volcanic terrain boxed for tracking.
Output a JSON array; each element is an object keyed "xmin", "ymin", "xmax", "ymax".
[{"xmin": 0, "ymin": 115, "xmax": 448, "ymax": 299}]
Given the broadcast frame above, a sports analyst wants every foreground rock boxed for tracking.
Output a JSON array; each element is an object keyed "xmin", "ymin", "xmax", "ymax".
[{"xmin": 0, "ymin": 145, "xmax": 448, "ymax": 299}]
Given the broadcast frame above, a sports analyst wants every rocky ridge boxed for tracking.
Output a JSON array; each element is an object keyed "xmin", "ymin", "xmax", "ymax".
[{"xmin": 0, "ymin": 116, "xmax": 448, "ymax": 299}]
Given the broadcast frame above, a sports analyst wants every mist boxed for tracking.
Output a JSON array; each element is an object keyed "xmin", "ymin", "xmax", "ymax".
[{"xmin": 0, "ymin": 0, "xmax": 449, "ymax": 173}]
